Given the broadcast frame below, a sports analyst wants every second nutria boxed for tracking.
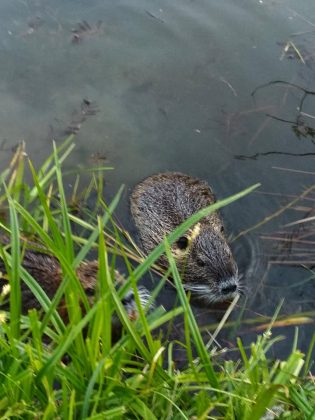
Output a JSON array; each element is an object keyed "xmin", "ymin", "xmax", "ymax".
[
  {"xmin": 0, "ymin": 238, "xmax": 151, "ymax": 324},
  {"xmin": 130, "ymin": 172, "xmax": 239, "ymax": 303}
]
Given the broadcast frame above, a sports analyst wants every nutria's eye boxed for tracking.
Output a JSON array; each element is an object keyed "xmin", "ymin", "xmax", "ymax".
[
  {"xmin": 196, "ymin": 258, "xmax": 206, "ymax": 267},
  {"xmin": 177, "ymin": 236, "xmax": 189, "ymax": 250}
]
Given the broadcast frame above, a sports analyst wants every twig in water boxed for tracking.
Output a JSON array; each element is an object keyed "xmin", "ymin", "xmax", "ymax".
[
  {"xmin": 233, "ymin": 184, "xmax": 315, "ymax": 241},
  {"xmin": 284, "ymin": 216, "xmax": 315, "ymax": 228},
  {"xmin": 220, "ymin": 77, "xmax": 237, "ymax": 97},
  {"xmin": 280, "ymin": 41, "xmax": 306, "ymax": 63},
  {"xmin": 289, "ymin": 41, "xmax": 306, "ymax": 64},
  {"xmin": 251, "ymin": 80, "xmax": 315, "ymax": 97},
  {"xmin": 300, "ymin": 111, "xmax": 315, "ymax": 120},
  {"xmin": 272, "ymin": 167, "xmax": 315, "ymax": 176},
  {"xmin": 248, "ymin": 117, "xmax": 271, "ymax": 146},
  {"xmin": 235, "ymin": 151, "xmax": 315, "ymax": 160},
  {"xmin": 287, "ymin": 7, "xmax": 315, "ymax": 28},
  {"xmin": 145, "ymin": 10, "xmax": 164, "ymax": 23}
]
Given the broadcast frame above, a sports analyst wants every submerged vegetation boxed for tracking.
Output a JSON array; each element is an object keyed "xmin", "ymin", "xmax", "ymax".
[
  {"xmin": 259, "ymin": 166, "xmax": 315, "ymax": 268},
  {"xmin": 0, "ymin": 138, "xmax": 314, "ymax": 419}
]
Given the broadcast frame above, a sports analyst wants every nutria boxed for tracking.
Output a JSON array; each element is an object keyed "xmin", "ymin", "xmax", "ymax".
[
  {"xmin": 0, "ymin": 238, "xmax": 150, "ymax": 323},
  {"xmin": 130, "ymin": 172, "xmax": 239, "ymax": 303}
]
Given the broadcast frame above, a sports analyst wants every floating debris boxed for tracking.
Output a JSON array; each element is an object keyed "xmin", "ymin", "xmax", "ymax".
[
  {"xmin": 88, "ymin": 152, "xmax": 108, "ymax": 165},
  {"xmin": 20, "ymin": 16, "xmax": 44, "ymax": 37},
  {"xmin": 235, "ymin": 151, "xmax": 315, "ymax": 160},
  {"xmin": 279, "ymin": 40, "xmax": 306, "ymax": 64},
  {"xmin": 220, "ymin": 77, "xmax": 237, "ymax": 97},
  {"xmin": 71, "ymin": 20, "xmax": 103, "ymax": 44},
  {"xmin": 64, "ymin": 99, "xmax": 99, "ymax": 135},
  {"xmin": 47, "ymin": 99, "xmax": 99, "ymax": 138},
  {"xmin": 252, "ymin": 80, "xmax": 315, "ymax": 142},
  {"xmin": 145, "ymin": 10, "xmax": 165, "ymax": 23}
]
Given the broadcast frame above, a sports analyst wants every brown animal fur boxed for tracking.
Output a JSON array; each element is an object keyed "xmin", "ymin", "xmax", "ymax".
[
  {"xmin": 0, "ymin": 238, "xmax": 150, "ymax": 321},
  {"xmin": 130, "ymin": 172, "xmax": 239, "ymax": 303}
]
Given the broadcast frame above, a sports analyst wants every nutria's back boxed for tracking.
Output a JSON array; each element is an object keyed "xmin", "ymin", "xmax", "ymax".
[
  {"xmin": 130, "ymin": 172, "xmax": 239, "ymax": 303},
  {"xmin": 0, "ymin": 239, "xmax": 151, "ymax": 321}
]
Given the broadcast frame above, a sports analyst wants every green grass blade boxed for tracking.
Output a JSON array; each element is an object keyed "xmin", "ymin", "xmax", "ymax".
[
  {"xmin": 53, "ymin": 141, "xmax": 74, "ymax": 261},
  {"xmin": 164, "ymin": 240, "xmax": 219, "ymax": 389},
  {"xmin": 81, "ymin": 358, "xmax": 106, "ymax": 419},
  {"xmin": 36, "ymin": 302, "xmax": 100, "ymax": 382},
  {"xmin": 28, "ymin": 136, "xmax": 75, "ymax": 203},
  {"xmin": 73, "ymin": 185, "xmax": 124, "ymax": 267},
  {"xmin": 7, "ymin": 193, "xmax": 21, "ymax": 340}
]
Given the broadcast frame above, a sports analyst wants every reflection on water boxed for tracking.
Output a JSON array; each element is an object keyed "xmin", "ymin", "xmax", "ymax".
[{"xmin": 1, "ymin": 0, "xmax": 315, "ymax": 357}]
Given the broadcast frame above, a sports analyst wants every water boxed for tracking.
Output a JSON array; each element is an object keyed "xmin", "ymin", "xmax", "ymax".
[{"xmin": 1, "ymin": 0, "xmax": 315, "ymax": 358}]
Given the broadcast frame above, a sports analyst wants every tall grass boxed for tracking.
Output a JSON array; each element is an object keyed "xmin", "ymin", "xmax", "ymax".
[{"xmin": 0, "ymin": 139, "xmax": 314, "ymax": 418}]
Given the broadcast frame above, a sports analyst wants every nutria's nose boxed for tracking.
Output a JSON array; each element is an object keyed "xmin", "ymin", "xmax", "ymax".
[{"xmin": 221, "ymin": 284, "xmax": 237, "ymax": 295}]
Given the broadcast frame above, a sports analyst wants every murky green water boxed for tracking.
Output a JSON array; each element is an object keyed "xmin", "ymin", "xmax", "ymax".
[{"xmin": 1, "ymin": 0, "xmax": 315, "ymax": 358}]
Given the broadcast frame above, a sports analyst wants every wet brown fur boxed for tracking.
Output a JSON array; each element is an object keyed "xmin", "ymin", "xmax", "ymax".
[
  {"xmin": 0, "ymin": 238, "xmax": 125, "ymax": 318},
  {"xmin": 0, "ymin": 247, "xmax": 93, "ymax": 314},
  {"xmin": 130, "ymin": 172, "xmax": 239, "ymax": 303}
]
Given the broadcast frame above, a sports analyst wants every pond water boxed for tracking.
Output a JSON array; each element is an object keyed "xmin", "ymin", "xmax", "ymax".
[{"xmin": 1, "ymin": 0, "xmax": 315, "ymax": 360}]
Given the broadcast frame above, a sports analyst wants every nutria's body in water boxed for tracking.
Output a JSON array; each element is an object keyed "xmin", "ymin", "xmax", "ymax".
[
  {"xmin": 130, "ymin": 172, "xmax": 239, "ymax": 303},
  {"xmin": 0, "ymin": 240, "xmax": 150, "ymax": 323}
]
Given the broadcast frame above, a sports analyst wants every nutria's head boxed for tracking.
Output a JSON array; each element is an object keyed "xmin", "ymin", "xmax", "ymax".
[
  {"xmin": 130, "ymin": 172, "xmax": 240, "ymax": 304},
  {"xmin": 171, "ymin": 223, "xmax": 239, "ymax": 303}
]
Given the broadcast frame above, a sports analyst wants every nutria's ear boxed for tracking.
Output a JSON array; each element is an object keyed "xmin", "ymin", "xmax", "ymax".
[{"xmin": 176, "ymin": 236, "xmax": 189, "ymax": 250}]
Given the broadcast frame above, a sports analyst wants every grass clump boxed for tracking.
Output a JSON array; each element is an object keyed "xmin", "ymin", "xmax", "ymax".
[{"xmin": 0, "ymin": 138, "xmax": 314, "ymax": 419}]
